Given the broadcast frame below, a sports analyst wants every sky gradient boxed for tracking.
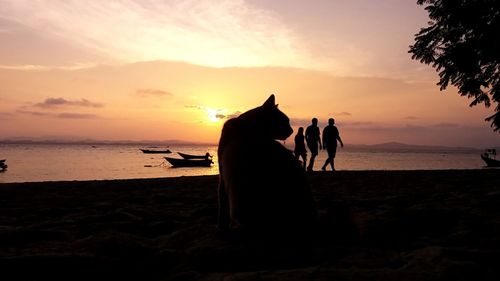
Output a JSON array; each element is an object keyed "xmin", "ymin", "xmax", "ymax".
[{"xmin": 0, "ymin": 0, "xmax": 498, "ymax": 147}]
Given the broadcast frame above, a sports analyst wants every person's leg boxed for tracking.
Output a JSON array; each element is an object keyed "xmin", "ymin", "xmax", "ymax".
[
  {"xmin": 329, "ymin": 147, "xmax": 337, "ymax": 171},
  {"xmin": 322, "ymin": 146, "xmax": 332, "ymax": 171},
  {"xmin": 307, "ymin": 145, "xmax": 317, "ymax": 171},
  {"xmin": 321, "ymin": 156, "xmax": 330, "ymax": 171},
  {"xmin": 308, "ymin": 153, "xmax": 316, "ymax": 171}
]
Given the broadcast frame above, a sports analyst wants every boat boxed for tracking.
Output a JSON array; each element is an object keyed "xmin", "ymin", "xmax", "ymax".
[
  {"xmin": 165, "ymin": 157, "xmax": 213, "ymax": 167},
  {"xmin": 177, "ymin": 152, "xmax": 212, "ymax": 160},
  {"xmin": 0, "ymin": 159, "xmax": 7, "ymax": 171},
  {"xmin": 140, "ymin": 148, "xmax": 172, "ymax": 154},
  {"xmin": 481, "ymin": 148, "xmax": 500, "ymax": 167}
]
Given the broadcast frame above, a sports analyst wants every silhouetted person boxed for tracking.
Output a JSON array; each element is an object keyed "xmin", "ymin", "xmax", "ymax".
[
  {"xmin": 305, "ymin": 118, "xmax": 321, "ymax": 171},
  {"xmin": 294, "ymin": 127, "xmax": 307, "ymax": 170},
  {"xmin": 321, "ymin": 118, "xmax": 343, "ymax": 171}
]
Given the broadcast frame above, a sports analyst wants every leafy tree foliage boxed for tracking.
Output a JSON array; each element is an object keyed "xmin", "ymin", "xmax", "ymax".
[{"xmin": 409, "ymin": 0, "xmax": 500, "ymax": 131}]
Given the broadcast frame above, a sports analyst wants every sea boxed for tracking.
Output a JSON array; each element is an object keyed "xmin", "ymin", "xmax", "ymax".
[{"xmin": 0, "ymin": 143, "xmax": 491, "ymax": 183}]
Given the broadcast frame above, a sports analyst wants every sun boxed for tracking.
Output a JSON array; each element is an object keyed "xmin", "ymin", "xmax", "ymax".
[{"xmin": 207, "ymin": 108, "xmax": 220, "ymax": 122}]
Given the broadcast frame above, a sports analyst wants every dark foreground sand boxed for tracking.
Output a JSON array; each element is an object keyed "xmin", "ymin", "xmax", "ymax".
[{"xmin": 1, "ymin": 170, "xmax": 499, "ymax": 281}]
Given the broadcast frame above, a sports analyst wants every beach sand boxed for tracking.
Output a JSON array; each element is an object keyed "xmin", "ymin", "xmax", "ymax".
[{"xmin": 1, "ymin": 170, "xmax": 499, "ymax": 280}]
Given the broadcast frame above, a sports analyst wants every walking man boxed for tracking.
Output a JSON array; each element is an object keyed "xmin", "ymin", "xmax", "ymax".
[
  {"xmin": 321, "ymin": 118, "xmax": 343, "ymax": 171},
  {"xmin": 305, "ymin": 118, "xmax": 321, "ymax": 171}
]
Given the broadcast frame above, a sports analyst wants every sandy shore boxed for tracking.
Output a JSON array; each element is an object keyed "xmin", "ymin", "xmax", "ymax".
[{"xmin": 1, "ymin": 170, "xmax": 499, "ymax": 280}]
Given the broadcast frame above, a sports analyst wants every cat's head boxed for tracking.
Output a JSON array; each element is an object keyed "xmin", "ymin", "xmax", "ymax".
[{"xmin": 258, "ymin": 94, "xmax": 293, "ymax": 140}]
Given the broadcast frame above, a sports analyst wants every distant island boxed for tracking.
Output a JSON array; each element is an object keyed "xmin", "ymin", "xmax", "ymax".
[
  {"xmin": 0, "ymin": 137, "xmax": 216, "ymax": 147},
  {"xmin": 345, "ymin": 142, "xmax": 485, "ymax": 152},
  {"xmin": 283, "ymin": 141, "xmax": 486, "ymax": 152},
  {"xmin": 0, "ymin": 137, "xmax": 490, "ymax": 152}
]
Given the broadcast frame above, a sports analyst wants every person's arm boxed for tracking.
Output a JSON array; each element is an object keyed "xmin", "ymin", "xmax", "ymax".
[
  {"xmin": 322, "ymin": 128, "xmax": 326, "ymax": 149},
  {"xmin": 318, "ymin": 128, "xmax": 322, "ymax": 149},
  {"xmin": 337, "ymin": 135, "xmax": 344, "ymax": 148}
]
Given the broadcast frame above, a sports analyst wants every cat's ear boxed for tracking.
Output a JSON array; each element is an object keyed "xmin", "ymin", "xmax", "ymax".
[{"xmin": 263, "ymin": 94, "xmax": 276, "ymax": 108}]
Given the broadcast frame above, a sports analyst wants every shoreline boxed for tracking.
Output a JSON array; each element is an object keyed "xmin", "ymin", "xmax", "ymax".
[
  {"xmin": 0, "ymin": 168, "xmax": 497, "ymax": 185},
  {"xmin": 1, "ymin": 170, "xmax": 499, "ymax": 280}
]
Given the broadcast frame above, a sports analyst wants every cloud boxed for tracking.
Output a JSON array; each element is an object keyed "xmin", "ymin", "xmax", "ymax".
[
  {"xmin": 57, "ymin": 113, "xmax": 100, "ymax": 119},
  {"xmin": 34, "ymin": 98, "xmax": 103, "ymax": 108},
  {"xmin": 345, "ymin": 123, "xmax": 429, "ymax": 132},
  {"xmin": 17, "ymin": 109, "xmax": 101, "ymax": 119},
  {"xmin": 0, "ymin": 64, "xmax": 99, "ymax": 71},
  {"xmin": 338, "ymin": 121, "xmax": 495, "ymax": 147},
  {"xmin": 185, "ymin": 104, "xmax": 239, "ymax": 120},
  {"xmin": 432, "ymin": 123, "xmax": 460, "ymax": 128},
  {"xmin": 185, "ymin": 105, "xmax": 204, "ymax": 110},
  {"xmin": 0, "ymin": 0, "xmax": 309, "ymax": 69},
  {"xmin": 343, "ymin": 121, "xmax": 377, "ymax": 127},
  {"xmin": 214, "ymin": 111, "xmax": 241, "ymax": 120},
  {"xmin": 0, "ymin": 65, "xmax": 50, "ymax": 70},
  {"xmin": 136, "ymin": 88, "xmax": 173, "ymax": 97},
  {"xmin": 341, "ymin": 122, "xmax": 477, "ymax": 133},
  {"xmin": 329, "ymin": 111, "xmax": 352, "ymax": 117},
  {"xmin": 404, "ymin": 116, "xmax": 419, "ymax": 120},
  {"xmin": 290, "ymin": 118, "xmax": 312, "ymax": 127},
  {"xmin": 0, "ymin": 112, "xmax": 13, "ymax": 118},
  {"xmin": 17, "ymin": 109, "xmax": 52, "ymax": 116},
  {"xmin": 0, "ymin": 0, "xmax": 435, "ymax": 81}
]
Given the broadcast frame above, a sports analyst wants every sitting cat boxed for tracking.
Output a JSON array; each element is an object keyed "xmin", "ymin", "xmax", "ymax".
[{"xmin": 217, "ymin": 94, "xmax": 316, "ymax": 234}]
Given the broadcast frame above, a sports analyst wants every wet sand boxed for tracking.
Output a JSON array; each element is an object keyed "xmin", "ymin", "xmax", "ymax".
[{"xmin": 1, "ymin": 170, "xmax": 499, "ymax": 280}]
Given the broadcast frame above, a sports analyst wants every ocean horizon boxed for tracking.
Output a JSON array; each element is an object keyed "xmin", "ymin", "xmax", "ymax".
[{"xmin": 0, "ymin": 142, "xmax": 492, "ymax": 183}]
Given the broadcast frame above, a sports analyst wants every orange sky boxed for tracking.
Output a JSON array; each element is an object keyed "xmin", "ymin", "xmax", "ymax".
[{"xmin": 0, "ymin": 0, "xmax": 498, "ymax": 147}]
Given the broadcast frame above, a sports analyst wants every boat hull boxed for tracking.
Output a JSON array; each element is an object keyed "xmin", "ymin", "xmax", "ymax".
[
  {"xmin": 0, "ymin": 159, "xmax": 6, "ymax": 171},
  {"xmin": 140, "ymin": 149, "xmax": 172, "ymax": 154},
  {"xmin": 177, "ymin": 152, "xmax": 211, "ymax": 160},
  {"xmin": 165, "ymin": 157, "xmax": 213, "ymax": 167},
  {"xmin": 481, "ymin": 154, "xmax": 500, "ymax": 167}
]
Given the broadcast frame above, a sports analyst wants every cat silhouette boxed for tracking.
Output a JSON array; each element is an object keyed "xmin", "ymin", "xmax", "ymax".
[{"xmin": 217, "ymin": 94, "xmax": 316, "ymax": 234}]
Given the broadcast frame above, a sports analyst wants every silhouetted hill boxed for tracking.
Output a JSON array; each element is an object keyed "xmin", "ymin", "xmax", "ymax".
[
  {"xmin": 282, "ymin": 141, "xmax": 485, "ymax": 152},
  {"xmin": 348, "ymin": 142, "xmax": 482, "ymax": 152},
  {"xmin": 2, "ymin": 138, "xmax": 492, "ymax": 152},
  {"xmin": 0, "ymin": 137, "xmax": 216, "ymax": 146}
]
